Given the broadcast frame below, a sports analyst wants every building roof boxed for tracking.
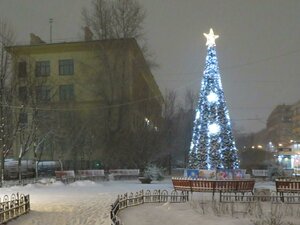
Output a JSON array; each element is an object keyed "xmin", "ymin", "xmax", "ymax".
[
  {"xmin": 6, "ymin": 38, "xmax": 138, "ymax": 54},
  {"xmin": 267, "ymin": 104, "xmax": 292, "ymax": 121}
]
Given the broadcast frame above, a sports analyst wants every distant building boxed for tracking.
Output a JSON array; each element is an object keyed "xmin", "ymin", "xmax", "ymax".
[
  {"xmin": 275, "ymin": 142, "xmax": 299, "ymax": 172},
  {"xmin": 275, "ymin": 101, "xmax": 300, "ymax": 174},
  {"xmin": 240, "ymin": 102, "xmax": 300, "ymax": 174},
  {"xmin": 265, "ymin": 103, "xmax": 299, "ymax": 174},
  {"xmin": 291, "ymin": 100, "xmax": 300, "ymax": 141},
  {"xmin": 6, "ymin": 32, "xmax": 163, "ymax": 168},
  {"xmin": 266, "ymin": 104, "xmax": 293, "ymax": 149}
]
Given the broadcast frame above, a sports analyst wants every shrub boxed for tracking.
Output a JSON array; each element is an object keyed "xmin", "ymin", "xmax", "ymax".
[
  {"xmin": 143, "ymin": 164, "xmax": 164, "ymax": 181},
  {"xmin": 268, "ymin": 163, "xmax": 285, "ymax": 180}
]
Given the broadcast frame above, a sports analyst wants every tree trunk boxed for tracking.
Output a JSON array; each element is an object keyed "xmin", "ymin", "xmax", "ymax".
[
  {"xmin": 18, "ymin": 157, "xmax": 22, "ymax": 184},
  {"xmin": 168, "ymin": 153, "xmax": 172, "ymax": 175},
  {"xmin": 58, "ymin": 159, "xmax": 63, "ymax": 171},
  {"xmin": 34, "ymin": 152, "xmax": 39, "ymax": 180}
]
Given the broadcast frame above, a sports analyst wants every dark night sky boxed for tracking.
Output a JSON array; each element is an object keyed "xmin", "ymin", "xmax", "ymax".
[{"xmin": 1, "ymin": 0, "xmax": 300, "ymax": 133}]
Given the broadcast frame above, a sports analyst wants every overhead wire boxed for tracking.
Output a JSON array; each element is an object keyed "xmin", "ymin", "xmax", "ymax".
[{"xmin": 1, "ymin": 35, "xmax": 300, "ymax": 122}]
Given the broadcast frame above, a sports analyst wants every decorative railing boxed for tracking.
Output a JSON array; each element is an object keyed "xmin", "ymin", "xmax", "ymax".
[
  {"xmin": 111, "ymin": 189, "xmax": 188, "ymax": 225},
  {"xmin": 0, "ymin": 193, "xmax": 30, "ymax": 224},
  {"xmin": 220, "ymin": 192, "xmax": 300, "ymax": 204}
]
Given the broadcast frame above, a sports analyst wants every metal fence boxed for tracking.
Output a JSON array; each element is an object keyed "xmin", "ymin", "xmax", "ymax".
[
  {"xmin": 220, "ymin": 192, "xmax": 300, "ymax": 204},
  {"xmin": 111, "ymin": 189, "xmax": 188, "ymax": 225},
  {"xmin": 218, "ymin": 192, "xmax": 300, "ymax": 218},
  {"xmin": 0, "ymin": 193, "xmax": 30, "ymax": 224}
]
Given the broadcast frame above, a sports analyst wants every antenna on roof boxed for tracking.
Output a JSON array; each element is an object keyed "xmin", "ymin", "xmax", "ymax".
[{"xmin": 49, "ymin": 18, "xmax": 53, "ymax": 43}]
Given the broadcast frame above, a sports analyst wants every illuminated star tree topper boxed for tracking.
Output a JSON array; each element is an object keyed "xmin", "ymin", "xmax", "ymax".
[
  {"xmin": 188, "ymin": 28, "xmax": 239, "ymax": 169},
  {"xmin": 203, "ymin": 28, "xmax": 219, "ymax": 47}
]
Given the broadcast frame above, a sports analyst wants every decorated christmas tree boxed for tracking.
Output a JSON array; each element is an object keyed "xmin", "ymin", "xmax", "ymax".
[{"xmin": 188, "ymin": 29, "xmax": 239, "ymax": 169}]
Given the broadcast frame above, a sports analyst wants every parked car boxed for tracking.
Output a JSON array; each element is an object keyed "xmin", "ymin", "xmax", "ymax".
[
  {"xmin": 37, "ymin": 160, "xmax": 61, "ymax": 177},
  {"xmin": 3, "ymin": 159, "xmax": 35, "ymax": 179}
]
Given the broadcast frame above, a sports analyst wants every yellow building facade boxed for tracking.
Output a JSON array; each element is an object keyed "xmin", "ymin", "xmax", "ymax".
[{"xmin": 6, "ymin": 37, "xmax": 163, "ymax": 169}]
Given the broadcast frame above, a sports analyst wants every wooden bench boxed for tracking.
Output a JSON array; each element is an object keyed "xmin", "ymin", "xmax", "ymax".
[
  {"xmin": 172, "ymin": 177, "xmax": 255, "ymax": 199},
  {"xmin": 191, "ymin": 179, "xmax": 215, "ymax": 193},
  {"xmin": 172, "ymin": 178, "xmax": 192, "ymax": 192},
  {"xmin": 77, "ymin": 170, "xmax": 106, "ymax": 181},
  {"xmin": 109, "ymin": 169, "xmax": 140, "ymax": 180},
  {"xmin": 275, "ymin": 178, "xmax": 300, "ymax": 202},
  {"xmin": 215, "ymin": 180, "xmax": 255, "ymax": 201},
  {"xmin": 235, "ymin": 179, "xmax": 255, "ymax": 195},
  {"xmin": 55, "ymin": 170, "xmax": 75, "ymax": 184}
]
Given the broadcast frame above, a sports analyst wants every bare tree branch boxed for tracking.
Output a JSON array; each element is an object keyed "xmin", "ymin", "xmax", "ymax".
[
  {"xmin": 0, "ymin": 18, "xmax": 14, "ymax": 185},
  {"xmin": 81, "ymin": 0, "xmax": 158, "ymax": 69}
]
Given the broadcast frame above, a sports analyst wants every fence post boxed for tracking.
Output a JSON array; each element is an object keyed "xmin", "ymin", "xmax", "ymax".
[{"xmin": 0, "ymin": 193, "xmax": 30, "ymax": 223}]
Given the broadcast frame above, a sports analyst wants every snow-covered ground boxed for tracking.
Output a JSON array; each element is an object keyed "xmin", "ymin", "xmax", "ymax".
[
  {"xmin": 1, "ymin": 179, "xmax": 173, "ymax": 225},
  {"xmin": 0, "ymin": 179, "xmax": 299, "ymax": 225}
]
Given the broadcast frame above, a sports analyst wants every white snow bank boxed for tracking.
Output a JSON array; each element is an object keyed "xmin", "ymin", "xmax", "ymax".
[{"xmin": 69, "ymin": 180, "xmax": 97, "ymax": 187}]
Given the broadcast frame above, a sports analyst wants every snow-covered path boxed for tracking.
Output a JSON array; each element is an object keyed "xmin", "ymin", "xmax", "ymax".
[{"xmin": 0, "ymin": 179, "xmax": 173, "ymax": 225}]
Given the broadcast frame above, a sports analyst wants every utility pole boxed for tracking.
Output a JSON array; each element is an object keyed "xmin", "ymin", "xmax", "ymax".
[{"xmin": 49, "ymin": 18, "xmax": 53, "ymax": 43}]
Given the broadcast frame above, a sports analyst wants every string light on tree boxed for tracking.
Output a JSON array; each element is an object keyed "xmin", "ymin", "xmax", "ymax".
[
  {"xmin": 208, "ymin": 123, "xmax": 220, "ymax": 136},
  {"xmin": 207, "ymin": 91, "xmax": 218, "ymax": 103},
  {"xmin": 188, "ymin": 28, "xmax": 239, "ymax": 169}
]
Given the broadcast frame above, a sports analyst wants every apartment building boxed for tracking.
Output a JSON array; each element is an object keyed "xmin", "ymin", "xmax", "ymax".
[
  {"xmin": 263, "ymin": 104, "xmax": 299, "ymax": 173},
  {"xmin": 291, "ymin": 100, "xmax": 300, "ymax": 141},
  {"xmin": 6, "ymin": 33, "xmax": 163, "ymax": 168},
  {"xmin": 266, "ymin": 104, "xmax": 293, "ymax": 149}
]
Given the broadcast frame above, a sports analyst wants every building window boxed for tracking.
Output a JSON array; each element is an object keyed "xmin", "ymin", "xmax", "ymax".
[
  {"xmin": 18, "ymin": 61, "xmax": 27, "ymax": 77},
  {"xmin": 19, "ymin": 112, "xmax": 28, "ymax": 126},
  {"xmin": 36, "ymin": 61, "xmax": 50, "ymax": 77},
  {"xmin": 18, "ymin": 86, "xmax": 27, "ymax": 103},
  {"xmin": 59, "ymin": 84, "xmax": 74, "ymax": 101},
  {"xmin": 36, "ymin": 86, "xmax": 51, "ymax": 102},
  {"xmin": 59, "ymin": 59, "xmax": 74, "ymax": 75}
]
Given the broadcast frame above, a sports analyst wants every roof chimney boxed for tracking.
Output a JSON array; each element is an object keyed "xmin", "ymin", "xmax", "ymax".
[
  {"xmin": 84, "ymin": 26, "xmax": 93, "ymax": 41},
  {"xmin": 30, "ymin": 33, "xmax": 46, "ymax": 45}
]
